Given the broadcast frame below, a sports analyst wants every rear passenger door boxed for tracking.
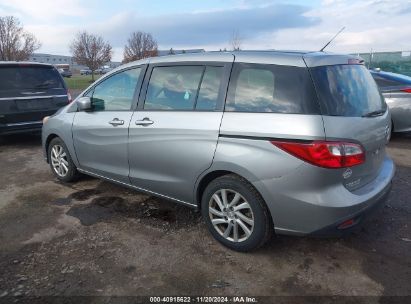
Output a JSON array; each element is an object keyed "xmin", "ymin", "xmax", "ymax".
[{"xmin": 128, "ymin": 61, "xmax": 232, "ymax": 204}]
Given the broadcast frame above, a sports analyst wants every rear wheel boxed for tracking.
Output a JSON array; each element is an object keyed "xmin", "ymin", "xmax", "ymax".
[
  {"xmin": 48, "ymin": 137, "xmax": 79, "ymax": 182},
  {"xmin": 201, "ymin": 174, "xmax": 273, "ymax": 252}
]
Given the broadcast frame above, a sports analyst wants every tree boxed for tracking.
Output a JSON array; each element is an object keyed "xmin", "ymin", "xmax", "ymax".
[
  {"xmin": 70, "ymin": 31, "xmax": 112, "ymax": 81},
  {"xmin": 123, "ymin": 31, "xmax": 158, "ymax": 63},
  {"xmin": 229, "ymin": 29, "xmax": 242, "ymax": 51},
  {"xmin": 0, "ymin": 16, "xmax": 41, "ymax": 61}
]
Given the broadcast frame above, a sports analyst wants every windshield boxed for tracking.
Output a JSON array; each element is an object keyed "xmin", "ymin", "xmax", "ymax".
[
  {"xmin": 0, "ymin": 65, "xmax": 64, "ymax": 91},
  {"xmin": 310, "ymin": 64, "xmax": 386, "ymax": 117}
]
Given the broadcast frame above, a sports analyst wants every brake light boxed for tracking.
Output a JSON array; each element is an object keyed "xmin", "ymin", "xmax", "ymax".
[
  {"xmin": 400, "ymin": 88, "xmax": 411, "ymax": 93},
  {"xmin": 67, "ymin": 91, "xmax": 73, "ymax": 103},
  {"xmin": 271, "ymin": 141, "xmax": 365, "ymax": 168}
]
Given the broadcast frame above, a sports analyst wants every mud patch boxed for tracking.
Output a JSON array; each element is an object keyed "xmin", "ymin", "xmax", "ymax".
[
  {"xmin": 68, "ymin": 188, "xmax": 102, "ymax": 201},
  {"xmin": 66, "ymin": 196, "xmax": 200, "ymax": 230}
]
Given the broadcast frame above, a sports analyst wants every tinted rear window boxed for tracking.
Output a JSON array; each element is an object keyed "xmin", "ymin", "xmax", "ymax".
[
  {"xmin": 311, "ymin": 65, "xmax": 386, "ymax": 117},
  {"xmin": 372, "ymin": 72, "xmax": 411, "ymax": 88},
  {"xmin": 0, "ymin": 65, "xmax": 64, "ymax": 91},
  {"xmin": 226, "ymin": 63, "xmax": 319, "ymax": 114}
]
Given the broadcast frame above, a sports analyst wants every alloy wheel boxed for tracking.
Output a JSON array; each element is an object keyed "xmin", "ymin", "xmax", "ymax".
[
  {"xmin": 208, "ymin": 189, "xmax": 254, "ymax": 242},
  {"xmin": 50, "ymin": 145, "xmax": 69, "ymax": 177}
]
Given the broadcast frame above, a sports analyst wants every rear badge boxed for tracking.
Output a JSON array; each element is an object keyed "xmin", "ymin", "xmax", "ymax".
[{"xmin": 343, "ymin": 168, "xmax": 352, "ymax": 179}]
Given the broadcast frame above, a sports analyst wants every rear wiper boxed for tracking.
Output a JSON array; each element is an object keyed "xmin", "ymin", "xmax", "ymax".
[{"xmin": 362, "ymin": 109, "xmax": 385, "ymax": 117}]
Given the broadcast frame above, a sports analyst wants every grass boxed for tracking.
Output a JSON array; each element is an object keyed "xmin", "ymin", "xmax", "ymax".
[{"xmin": 64, "ymin": 74, "xmax": 101, "ymax": 90}]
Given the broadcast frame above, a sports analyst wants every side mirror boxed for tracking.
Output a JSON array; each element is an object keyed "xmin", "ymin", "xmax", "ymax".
[{"xmin": 77, "ymin": 96, "xmax": 92, "ymax": 111}]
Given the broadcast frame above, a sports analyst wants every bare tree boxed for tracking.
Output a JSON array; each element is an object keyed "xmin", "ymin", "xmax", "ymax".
[
  {"xmin": 70, "ymin": 31, "xmax": 112, "ymax": 81},
  {"xmin": 123, "ymin": 31, "xmax": 158, "ymax": 63},
  {"xmin": 0, "ymin": 16, "xmax": 41, "ymax": 61},
  {"xmin": 229, "ymin": 29, "xmax": 242, "ymax": 51}
]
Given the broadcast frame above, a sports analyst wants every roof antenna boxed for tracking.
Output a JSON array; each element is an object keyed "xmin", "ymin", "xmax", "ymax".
[{"xmin": 320, "ymin": 26, "xmax": 345, "ymax": 52}]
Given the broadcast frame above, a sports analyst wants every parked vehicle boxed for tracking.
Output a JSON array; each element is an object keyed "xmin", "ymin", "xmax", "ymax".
[
  {"xmin": 370, "ymin": 69, "xmax": 411, "ymax": 133},
  {"xmin": 58, "ymin": 68, "xmax": 72, "ymax": 78},
  {"xmin": 95, "ymin": 66, "xmax": 113, "ymax": 75},
  {"xmin": 42, "ymin": 51, "xmax": 394, "ymax": 251},
  {"xmin": 0, "ymin": 62, "xmax": 71, "ymax": 135},
  {"xmin": 80, "ymin": 68, "xmax": 92, "ymax": 75}
]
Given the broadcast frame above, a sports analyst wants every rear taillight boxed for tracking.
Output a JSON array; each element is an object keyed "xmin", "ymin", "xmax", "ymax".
[
  {"xmin": 400, "ymin": 88, "xmax": 411, "ymax": 93},
  {"xmin": 67, "ymin": 91, "xmax": 73, "ymax": 103},
  {"xmin": 271, "ymin": 140, "xmax": 365, "ymax": 168}
]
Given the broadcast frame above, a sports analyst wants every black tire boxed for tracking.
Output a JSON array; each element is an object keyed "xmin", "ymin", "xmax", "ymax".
[
  {"xmin": 48, "ymin": 137, "xmax": 80, "ymax": 182},
  {"xmin": 201, "ymin": 174, "xmax": 273, "ymax": 252}
]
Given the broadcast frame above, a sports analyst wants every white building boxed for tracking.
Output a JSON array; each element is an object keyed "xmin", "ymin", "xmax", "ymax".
[{"xmin": 28, "ymin": 53, "xmax": 121, "ymax": 71}]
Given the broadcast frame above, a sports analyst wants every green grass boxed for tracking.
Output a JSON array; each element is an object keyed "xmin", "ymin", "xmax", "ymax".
[{"xmin": 64, "ymin": 74, "xmax": 101, "ymax": 90}]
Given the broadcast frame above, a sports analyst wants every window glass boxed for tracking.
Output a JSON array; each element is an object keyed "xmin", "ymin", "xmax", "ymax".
[
  {"xmin": 196, "ymin": 66, "xmax": 223, "ymax": 110},
  {"xmin": 0, "ymin": 66, "xmax": 63, "ymax": 91},
  {"xmin": 91, "ymin": 68, "xmax": 140, "ymax": 111},
  {"xmin": 372, "ymin": 72, "xmax": 411, "ymax": 88},
  {"xmin": 144, "ymin": 66, "xmax": 204, "ymax": 110},
  {"xmin": 311, "ymin": 65, "xmax": 386, "ymax": 117},
  {"xmin": 372, "ymin": 75, "xmax": 399, "ymax": 87},
  {"xmin": 226, "ymin": 63, "xmax": 319, "ymax": 114}
]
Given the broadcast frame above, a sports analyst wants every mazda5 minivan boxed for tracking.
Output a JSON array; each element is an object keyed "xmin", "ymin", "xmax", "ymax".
[{"xmin": 42, "ymin": 51, "xmax": 394, "ymax": 251}]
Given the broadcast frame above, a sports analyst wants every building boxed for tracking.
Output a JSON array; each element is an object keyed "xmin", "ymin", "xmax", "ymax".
[
  {"xmin": 28, "ymin": 53, "xmax": 121, "ymax": 72},
  {"xmin": 29, "ymin": 53, "xmax": 73, "ymax": 65}
]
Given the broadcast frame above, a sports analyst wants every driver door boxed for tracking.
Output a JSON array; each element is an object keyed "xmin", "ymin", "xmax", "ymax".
[{"xmin": 72, "ymin": 66, "xmax": 145, "ymax": 183}]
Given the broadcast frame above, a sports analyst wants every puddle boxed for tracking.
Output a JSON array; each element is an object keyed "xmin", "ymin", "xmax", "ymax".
[
  {"xmin": 52, "ymin": 197, "xmax": 72, "ymax": 206},
  {"xmin": 66, "ymin": 196, "xmax": 200, "ymax": 229}
]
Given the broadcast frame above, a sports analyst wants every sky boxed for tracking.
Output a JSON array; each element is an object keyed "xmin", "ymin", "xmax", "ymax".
[{"xmin": 0, "ymin": 0, "xmax": 410, "ymax": 62}]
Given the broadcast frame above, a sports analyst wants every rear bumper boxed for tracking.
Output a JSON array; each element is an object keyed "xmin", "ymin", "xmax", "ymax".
[
  {"xmin": 0, "ymin": 121, "xmax": 43, "ymax": 135},
  {"xmin": 254, "ymin": 156, "xmax": 395, "ymax": 236},
  {"xmin": 309, "ymin": 181, "xmax": 392, "ymax": 236}
]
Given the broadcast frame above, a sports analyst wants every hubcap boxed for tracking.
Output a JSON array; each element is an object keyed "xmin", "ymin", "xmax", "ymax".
[
  {"xmin": 208, "ymin": 189, "xmax": 254, "ymax": 243},
  {"xmin": 50, "ymin": 145, "xmax": 69, "ymax": 177}
]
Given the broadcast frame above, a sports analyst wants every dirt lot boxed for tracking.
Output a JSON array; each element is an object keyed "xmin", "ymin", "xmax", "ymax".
[{"xmin": 0, "ymin": 132, "xmax": 410, "ymax": 302}]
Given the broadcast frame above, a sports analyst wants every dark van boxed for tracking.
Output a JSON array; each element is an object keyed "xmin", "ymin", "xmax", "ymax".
[{"xmin": 0, "ymin": 62, "xmax": 71, "ymax": 135}]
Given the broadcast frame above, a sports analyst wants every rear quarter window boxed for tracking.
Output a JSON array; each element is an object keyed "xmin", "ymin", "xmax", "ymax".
[{"xmin": 225, "ymin": 63, "xmax": 320, "ymax": 114}]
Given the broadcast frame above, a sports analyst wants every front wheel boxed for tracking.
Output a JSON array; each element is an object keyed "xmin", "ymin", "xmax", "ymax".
[
  {"xmin": 201, "ymin": 174, "xmax": 273, "ymax": 252},
  {"xmin": 48, "ymin": 137, "xmax": 79, "ymax": 182}
]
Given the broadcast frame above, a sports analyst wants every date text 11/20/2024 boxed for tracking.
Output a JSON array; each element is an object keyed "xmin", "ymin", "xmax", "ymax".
[{"xmin": 149, "ymin": 296, "xmax": 258, "ymax": 303}]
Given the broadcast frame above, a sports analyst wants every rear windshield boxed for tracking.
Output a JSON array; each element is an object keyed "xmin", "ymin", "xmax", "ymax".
[
  {"xmin": 0, "ymin": 65, "xmax": 64, "ymax": 91},
  {"xmin": 310, "ymin": 65, "xmax": 386, "ymax": 117}
]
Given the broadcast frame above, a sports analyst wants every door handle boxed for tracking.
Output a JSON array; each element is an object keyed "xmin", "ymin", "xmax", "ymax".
[
  {"xmin": 135, "ymin": 117, "xmax": 154, "ymax": 126},
  {"xmin": 108, "ymin": 118, "xmax": 124, "ymax": 126}
]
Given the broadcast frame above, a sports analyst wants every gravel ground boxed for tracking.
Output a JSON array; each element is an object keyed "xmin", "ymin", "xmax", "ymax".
[{"xmin": 0, "ymin": 132, "xmax": 410, "ymax": 303}]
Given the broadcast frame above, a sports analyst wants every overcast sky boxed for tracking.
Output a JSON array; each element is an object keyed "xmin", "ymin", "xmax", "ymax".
[{"xmin": 0, "ymin": 0, "xmax": 410, "ymax": 61}]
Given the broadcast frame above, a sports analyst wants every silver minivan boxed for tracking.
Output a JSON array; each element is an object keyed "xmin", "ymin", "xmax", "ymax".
[{"xmin": 42, "ymin": 51, "xmax": 395, "ymax": 252}]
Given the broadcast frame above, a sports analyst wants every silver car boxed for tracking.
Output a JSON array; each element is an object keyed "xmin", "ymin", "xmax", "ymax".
[
  {"xmin": 370, "ymin": 69, "xmax": 411, "ymax": 133},
  {"xmin": 42, "ymin": 51, "xmax": 395, "ymax": 252}
]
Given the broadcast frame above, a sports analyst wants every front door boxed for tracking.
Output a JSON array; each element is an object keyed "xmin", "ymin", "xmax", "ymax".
[
  {"xmin": 128, "ymin": 62, "xmax": 232, "ymax": 203},
  {"xmin": 73, "ymin": 67, "xmax": 143, "ymax": 183}
]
